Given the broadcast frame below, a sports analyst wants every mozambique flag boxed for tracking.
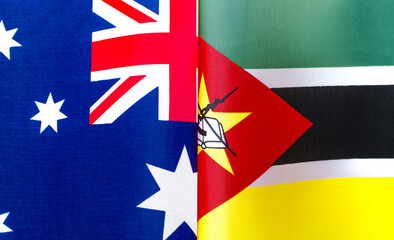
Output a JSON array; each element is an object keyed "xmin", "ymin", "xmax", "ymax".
[{"xmin": 198, "ymin": 0, "xmax": 394, "ymax": 239}]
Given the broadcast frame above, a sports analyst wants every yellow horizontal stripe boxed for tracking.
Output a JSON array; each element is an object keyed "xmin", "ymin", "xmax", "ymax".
[{"xmin": 198, "ymin": 178, "xmax": 394, "ymax": 240}]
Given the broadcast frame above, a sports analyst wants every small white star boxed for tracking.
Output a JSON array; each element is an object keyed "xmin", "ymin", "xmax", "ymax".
[
  {"xmin": 31, "ymin": 93, "xmax": 67, "ymax": 133},
  {"xmin": 0, "ymin": 20, "xmax": 21, "ymax": 60},
  {"xmin": 0, "ymin": 212, "xmax": 12, "ymax": 233},
  {"xmin": 138, "ymin": 146, "xmax": 197, "ymax": 240}
]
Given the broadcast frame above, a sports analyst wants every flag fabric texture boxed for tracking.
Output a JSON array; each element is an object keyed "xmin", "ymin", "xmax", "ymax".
[
  {"xmin": 197, "ymin": 38, "xmax": 311, "ymax": 220},
  {"xmin": 0, "ymin": 0, "xmax": 197, "ymax": 239},
  {"xmin": 198, "ymin": 0, "xmax": 394, "ymax": 239},
  {"xmin": 2, "ymin": 0, "xmax": 394, "ymax": 239}
]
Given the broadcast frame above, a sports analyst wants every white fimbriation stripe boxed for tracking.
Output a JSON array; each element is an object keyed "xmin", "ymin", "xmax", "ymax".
[
  {"xmin": 123, "ymin": 0, "xmax": 159, "ymax": 20},
  {"xmin": 247, "ymin": 66, "xmax": 394, "ymax": 88},
  {"xmin": 195, "ymin": 68, "xmax": 199, "ymax": 122},
  {"xmin": 249, "ymin": 159, "xmax": 394, "ymax": 187},
  {"xmin": 196, "ymin": 0, "xmax": 199, "ymax": 37},
  {"xmin": 90, "ymin": 65, "xmax": 170, "ymax": 123},
  {"xmin": 92, "ymin": 0, "xmax": 169, "ymax": 42}
]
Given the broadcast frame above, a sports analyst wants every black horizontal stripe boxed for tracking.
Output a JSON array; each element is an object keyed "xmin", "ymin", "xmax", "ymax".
[{"xmin": 272, "ymin": 85, "xmax": 394, "ymax": 165}]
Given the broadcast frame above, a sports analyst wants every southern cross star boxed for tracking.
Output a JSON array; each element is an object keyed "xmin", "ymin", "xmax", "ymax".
[
  {"xmin": 0, "ymin": 21, "xmax": 21, "ymax": 60},
  {"xmin": 31, "ymin": 93, "xmax": 67, "ymax": 133},
  {"xmin": 138, "ymin": 146, "xmax": 197, "ymax": 240},
  {"xmin": 0, "ymin": 212, "xmax": 12, "ymax": 233}
]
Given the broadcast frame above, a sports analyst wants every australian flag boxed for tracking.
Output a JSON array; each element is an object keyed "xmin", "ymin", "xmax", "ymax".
[{"xmin": 0, "ymin": 0, "xmax": 197, "ymax": 239}]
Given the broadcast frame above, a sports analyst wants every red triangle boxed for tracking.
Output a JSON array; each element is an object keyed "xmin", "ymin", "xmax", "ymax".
[{"xmin": 198, "ymin": 38, "xmax": 312, "ymax": 219}]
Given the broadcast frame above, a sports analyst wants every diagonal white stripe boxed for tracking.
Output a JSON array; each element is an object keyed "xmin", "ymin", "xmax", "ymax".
[
  {"xmin": 90, "ymin": 65, "xmax": 170, "ymax": 123},
  {"xmin": 123, "ymin": 0, "xmax": 159, "ymax": 20},
  {"xmin": 247, "ymin": 66, "xmax": 394, "ymax": 88},
  {"xmin": 249, "ymin": 159, "xmax": 394, "ymax": 187},
  {"xmin": 92, "ymin": 0, "xmax": 169, "ymax": 41}
]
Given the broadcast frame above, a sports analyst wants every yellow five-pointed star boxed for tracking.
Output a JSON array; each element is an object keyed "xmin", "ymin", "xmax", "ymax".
[{"xmin": 198, "ymin": 75, "xmax": 251, "ymax": 174}]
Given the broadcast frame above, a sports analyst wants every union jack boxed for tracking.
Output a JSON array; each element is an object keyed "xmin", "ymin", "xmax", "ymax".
[{"xmin": 90, "ymin": 0, "xmax": 198, "ymax": 124}]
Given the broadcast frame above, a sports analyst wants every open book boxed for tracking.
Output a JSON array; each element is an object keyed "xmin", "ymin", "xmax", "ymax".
[{"xmin": 1, "ymin": 0, "xmax": 393, "ymax": 239}]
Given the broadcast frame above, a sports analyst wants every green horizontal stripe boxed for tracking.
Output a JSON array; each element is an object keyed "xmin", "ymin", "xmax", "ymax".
[{"xmin": 199, "ymin": 0, "xmax": 394, "ymax": 69}]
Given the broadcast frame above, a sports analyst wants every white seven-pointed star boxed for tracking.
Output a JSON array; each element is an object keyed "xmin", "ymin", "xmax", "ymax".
[
  {"xmin": 138, "ymin": 146, "xmax": 197, "ymax": 240},
  {"xmin": 0, "ymin": 212, "xmax": 12, "ymax": 233},
  {"xmin": 31, "ymin": 93, "xmax": 67, "ymax": 133},
  {"xmin": 0, "ymin": 21, "xmax": 21, "ymax": 60}
]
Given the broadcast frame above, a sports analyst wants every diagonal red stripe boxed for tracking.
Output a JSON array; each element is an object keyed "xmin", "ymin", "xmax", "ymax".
[
  {"xmin": 89, "ymin": 75, "xmax": 146, "ymax": 124},
  {"xmin": 102, "ymin": 0, "xmax": 156, "ymax": 23},
  {"xmin": 92, "ymin": 0, "xmax": 198, "ymax": 123}
]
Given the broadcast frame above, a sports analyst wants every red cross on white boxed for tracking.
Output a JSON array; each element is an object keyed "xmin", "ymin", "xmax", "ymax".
[{"xmin": 90, "ymin": 0, "xmax": 197, "ymax": 124}]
